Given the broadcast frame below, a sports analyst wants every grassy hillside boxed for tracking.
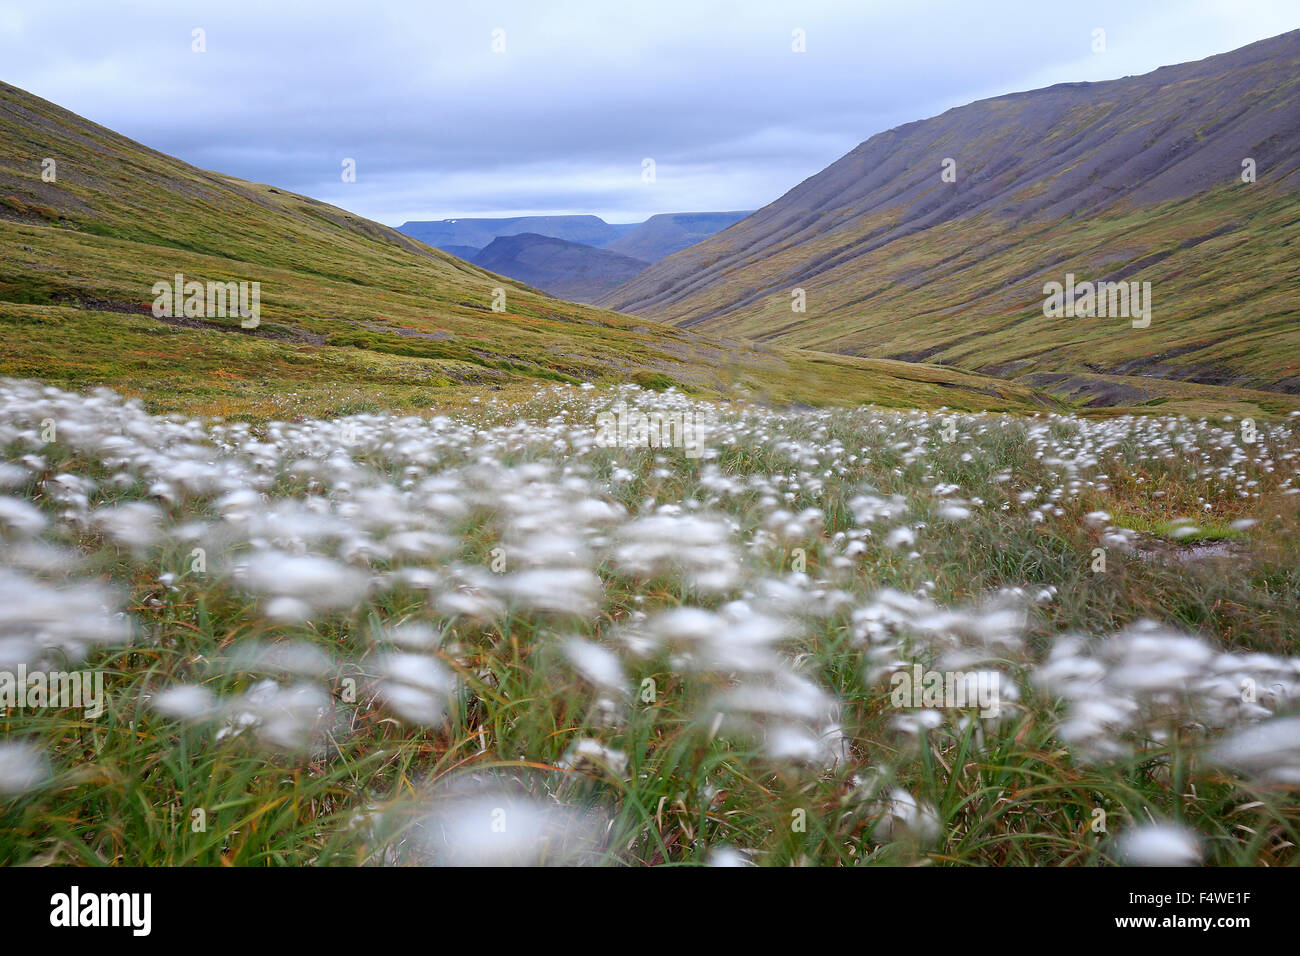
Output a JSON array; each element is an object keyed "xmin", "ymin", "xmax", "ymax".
[
  {"xmin": 617, "ymin": 186, "xmax": 1300, "ymax": 394},
  {"xmin": 600, "ymin": 31, "xmax": 1300, "ymax": 397},
  {"xmin": 0, "ymin": 81, "xmax": 1047, "ymax": 418}
]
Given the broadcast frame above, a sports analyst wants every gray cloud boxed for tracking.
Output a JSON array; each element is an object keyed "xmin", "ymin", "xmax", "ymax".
[{"xmin": 3, "ymin": 0, "xmax": 1297, "ymax": 224}]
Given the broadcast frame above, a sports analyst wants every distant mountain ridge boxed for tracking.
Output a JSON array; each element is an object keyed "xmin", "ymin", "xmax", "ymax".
[
  {"xmin": 397, "ymin": 210, "xmax": 752, "ymax": 263},
  {"xmin": 471, "ymin": 233, "xmax": 650, "ymax": 304},
  {"xmin": 399, "ymin": 215, "xmax": 635, "ymax": 252},
  {"xmin": 597, "ymin": 30, "xmax": 1300, "ymax": 395},
  {"xmin": 604, "ymin": 211, "xmax": 752, "ymax": 261}
]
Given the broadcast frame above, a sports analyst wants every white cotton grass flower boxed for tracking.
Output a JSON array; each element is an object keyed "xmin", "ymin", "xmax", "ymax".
[
  {"xmin": 627, "ymin": 603, "xmax": 795, "ymax": 673},
  {"xmin": 891, "ymin": 709, "xmax": 944, "ymax": 736},
  {"xmin": 237, "ymin": 552, "xmax": 370, "ymax": 619},
  {"xmin": 0, "ymin": 497, "xmax": 46, "ymax": 537},
  {"xmin": 911, "ymin": 593, "xmax": 1028, "ymax": 652},
  {"xmin": 869, "ymin": 789, "xmax": 942, "ymax": 846},
  {"xmin": 1033, "ymin": 636, "xmax": 1109, "ymax": 698},
  {"xmin": 1, "ymin": 539, "xmax": 81, "ymax": 577},
  {"xmin": 215, "ymin": 680, "xmax": 333, "ymax": 752},
  {"xmin": 613, "ymin": 513, "xmax": 741, "ymax": 593},
  {"xmin": 1101, "ymin": 528, "xmax": 1137, "ymax": 551},
  {"xmin": 413, "ymin": 782, "xmax": 606, "ymax": 866},
  {"xmin": 261, "ymin": 597, "xmax": 314, "ymax": 622},
  {"xmin": 707, "ymin": 845, "xmax": 754, "ymax": 866},
  {"xmin": 152, "ymin": 683, "xmax": 222, "ymax": 721},
  {"xmin": 1030, "ymin": 620, "xmax": 1300, "ymax": 760},
  {"xmin": 1054, "ymin": 698, "xmax": 1141, "ymax": 762},
  {"xmin": 499, "ymin": 568, "xmax": 603, "ymax": 618},
  {"xmin": 0, "ymin": 741, "xmax": 51, "ymax": 796},
  {"xmin": 376, "ymin": 621, "xmax": 443, "ymax": 649},
  {"xmin": 558, "ymin": 738, "xmax": 627, "ymax": 775},
  {"xmin": 563, "ymin": 637, "xmax": 626, "ymax": 694},
  {"xmin": 712, "ymin": 672, "xmax": 838, "ymax": 725},
  {"xmin": 1207, "ymin": 715, "xmax": 1300, "ymax": 784},
  {"xmin": 633, "ymin": 606, "xmax": 717, "ymax": 651},
  {"xmin": 710, "ymin": 671, "xmax": 847, "ymax": 768},
  {"xmin": 0, "ymin": 569, "xmax": 130, "ymax": 666},
  {"xmin": 1118, "ymin": 822, "xmax": 1202, "ymax": 867},
  {"xmin": 763, "ymin": 722, "xmax": 847, "ymax": 766},
  {"xmin": 383, "ymin": 529, "xmax": 455, "ymax": 561},
  {"xmin": 223, "ymin": 640, "xmax": 334, "ymax": 679},
  {"xmin": 436, "ymin": 577, "xmax": 506, "ymax": 622},
  {"xmin": 90, "ymin": 501, "xmax": 164, "ymax": 553},
  {"xmin": 849, "ymin": 492, "xmax": 908, "ymax": 525},
  {"xmin": 0, "ymin": 463, "xmax": 32, "ymax": 490},
  {"xmin": 373, "ymin": 652, "xmax": 458, "ymax": 726},
  {"xmin": 884, "ymin": 526, "xmax": 916, "ymax": 549}
]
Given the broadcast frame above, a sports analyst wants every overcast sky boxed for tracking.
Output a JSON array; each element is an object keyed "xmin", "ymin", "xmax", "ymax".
[{"xmin": 3, "ymin": 1, "xmax": 1297, "ymax": 225}]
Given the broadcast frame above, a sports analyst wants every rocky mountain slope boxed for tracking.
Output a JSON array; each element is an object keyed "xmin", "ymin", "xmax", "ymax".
[{"xmin": 599, "ymin": 30, "xmax": 1300, "ymax": 395}]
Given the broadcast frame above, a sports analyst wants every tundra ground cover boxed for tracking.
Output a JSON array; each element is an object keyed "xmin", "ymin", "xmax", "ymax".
[{"xmin": 1, "ymin": 379, "xmax": 1297, "ymax": 865}]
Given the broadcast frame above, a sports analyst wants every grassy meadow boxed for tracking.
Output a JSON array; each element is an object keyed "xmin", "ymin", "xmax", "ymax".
[{"xmin": 1, "ymin": 380, "xmax": 1297, "ymax": 866}]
